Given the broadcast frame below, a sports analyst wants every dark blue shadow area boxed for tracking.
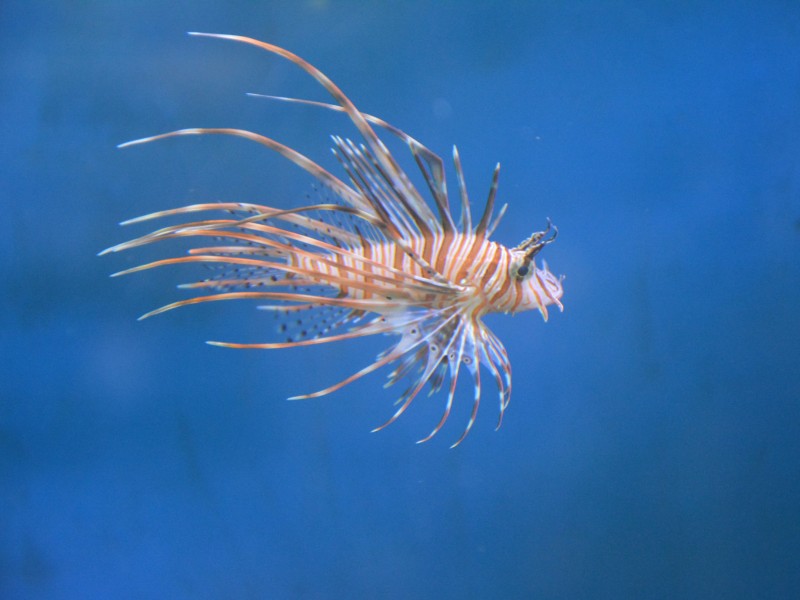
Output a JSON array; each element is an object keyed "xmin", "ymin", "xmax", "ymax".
[{"xmin": 2, "ymin": 2, "xmax": 799, "ymax": 599}]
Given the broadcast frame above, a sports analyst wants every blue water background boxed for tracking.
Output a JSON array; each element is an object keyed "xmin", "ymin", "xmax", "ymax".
[{"xmin": 3, "ymin": 2, "xmax": 799, "ymax": 598}]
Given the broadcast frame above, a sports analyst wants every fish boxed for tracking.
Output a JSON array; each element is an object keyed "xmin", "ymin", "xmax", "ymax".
[{"xmin": 101, "ymin": 33, "xmax": 564, "ymax": 447}]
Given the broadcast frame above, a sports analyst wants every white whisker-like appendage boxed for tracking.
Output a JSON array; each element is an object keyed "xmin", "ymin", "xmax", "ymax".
[{"xmin": 102, "ymin": 33, "xmax": 564, "ymax": 447}]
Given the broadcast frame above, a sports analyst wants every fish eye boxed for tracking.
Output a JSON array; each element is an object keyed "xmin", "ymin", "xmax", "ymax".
[{"xmin": 515, "ymin": 264, "xmax": 529, "ymax": 278}]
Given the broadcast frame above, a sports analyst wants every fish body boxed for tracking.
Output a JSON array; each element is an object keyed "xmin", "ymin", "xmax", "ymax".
[{"xmin": 103, "ymin": 34, "xmax": 564, "ymax": 446}]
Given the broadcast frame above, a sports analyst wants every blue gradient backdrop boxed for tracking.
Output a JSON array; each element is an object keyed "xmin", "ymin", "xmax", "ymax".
[{"xmin": 3, "ymin": 2, "xmax": 799, "ymax": 598}]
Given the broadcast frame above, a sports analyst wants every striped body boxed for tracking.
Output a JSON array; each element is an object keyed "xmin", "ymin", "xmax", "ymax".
[
  {"xmin": 296, "ymin": 234, "xmax": 562, "ymax": 317},
  {"xmin": 102, "ymin": 34, "xmax": 564, "ymax": 446}
]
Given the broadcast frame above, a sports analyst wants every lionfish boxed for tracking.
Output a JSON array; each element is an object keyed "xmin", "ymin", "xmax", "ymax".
[{"xmin": 102, "ymin": 33, "xmax": 564, "ymax": 447}]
